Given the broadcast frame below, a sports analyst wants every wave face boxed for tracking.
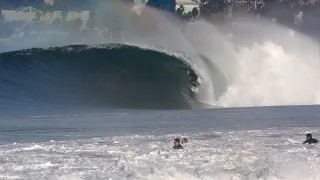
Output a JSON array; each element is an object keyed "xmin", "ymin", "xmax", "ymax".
[{"xmin": 0, "ymin": 44, "xmax": 210, "ymax": 112}]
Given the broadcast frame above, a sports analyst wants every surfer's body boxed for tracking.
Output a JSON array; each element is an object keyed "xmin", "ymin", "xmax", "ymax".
[
  {"xmin": 187, "ymin": 70, "xmax": 198, "ymax": 86},
  {"xmin": 187, "ymin": 69, "xmax": 201, "ymax": 93}
]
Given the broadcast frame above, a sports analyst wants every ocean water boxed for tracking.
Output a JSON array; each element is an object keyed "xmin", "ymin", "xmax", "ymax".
[
  {"xmin": 0, "ymin": 107, "xmax": 320, "ymax": 180},
  {"xmin": 1, "ymin": 2, "xmax": 320, "ymax": 179}
]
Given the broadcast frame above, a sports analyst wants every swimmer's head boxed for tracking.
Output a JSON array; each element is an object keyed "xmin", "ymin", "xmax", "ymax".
[
  {"xmin": 306, "ymin": 133, "xmax": 312, "ymax": 139},
  {"xmin": 181, "ymin": 138, "xmax": 188, "ymax": 144}
]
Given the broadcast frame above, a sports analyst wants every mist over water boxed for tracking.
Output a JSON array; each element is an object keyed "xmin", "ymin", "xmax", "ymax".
[{"xmin": 215, "ymin": 17, "xmax": 320, "ymax": 107}]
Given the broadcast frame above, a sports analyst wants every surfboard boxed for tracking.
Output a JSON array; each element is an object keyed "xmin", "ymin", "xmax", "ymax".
[
  {"xmin": 190, "ymin": 86, "xmax": 198, "ymax": 93},
  {"xmin": 286, "ymin": 138, "xmax": 301, "ymax": 144}
]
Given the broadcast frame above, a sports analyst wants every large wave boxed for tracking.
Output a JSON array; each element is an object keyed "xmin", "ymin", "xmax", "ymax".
[
  {"xmin": 0, "ymin": 2, "xmax": 320, "ymax": 113},
  {"xmin": 0, "ymin": 44, "xmax": 216, "ymax": 112}
]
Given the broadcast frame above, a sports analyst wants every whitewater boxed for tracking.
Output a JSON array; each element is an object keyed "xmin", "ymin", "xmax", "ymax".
[
  {"xmin": 1, "ymin": 107, "xmax": 320, "ymax": 180},
  {"xmin": 0, "ymin": 1, "xmax": 320, "ymax": 179}
]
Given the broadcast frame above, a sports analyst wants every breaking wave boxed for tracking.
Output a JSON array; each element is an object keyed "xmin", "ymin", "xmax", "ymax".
[
  {"xmin": 1, "ymin": 4, "xmax": 320, "ymax": 113},
  {"xmin": 0, "ymin": 44, "xmax": 215, "ymax": 113}
]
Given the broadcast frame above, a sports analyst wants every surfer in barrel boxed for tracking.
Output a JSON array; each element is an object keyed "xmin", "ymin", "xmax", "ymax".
[{"xmin": 186, "ymin": 69, "xmax": 198, "ymax": 87}]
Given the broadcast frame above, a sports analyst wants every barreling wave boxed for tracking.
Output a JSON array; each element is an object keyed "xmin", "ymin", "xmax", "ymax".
[{"xmin": 0, "ymin": 44, "xmax": 215, "ymax": 112}]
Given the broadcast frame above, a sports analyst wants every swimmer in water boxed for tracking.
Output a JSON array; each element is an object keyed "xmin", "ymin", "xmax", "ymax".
[
  {"xmin": 303, "ymin": 133, "xmax": 319, "ymax": 144},
  {"xmin": 173, "ymin": 138, "xmax": 183, "ymax": 149},
  {"xmin": 181, "ymin": 137, "xmax": 188, "ymax": 144}
]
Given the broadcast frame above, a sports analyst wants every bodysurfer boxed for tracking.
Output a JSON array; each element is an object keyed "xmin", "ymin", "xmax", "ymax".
[
  {"xmin": 303, "ymin": 133, "xmax": 319, "ymax": 144},
  {"xmin": 187, "ymin": 69, "xmax": 198, "ymax": 87}
]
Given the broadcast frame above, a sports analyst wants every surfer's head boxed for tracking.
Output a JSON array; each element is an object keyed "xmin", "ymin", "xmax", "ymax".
[
  {"xmin": 306, "ymin": 133, "xmax": 312, "ymax": 140},
  {"xmin": 186, "ymin": 69, "xmax": 195, "ymax": 74}
]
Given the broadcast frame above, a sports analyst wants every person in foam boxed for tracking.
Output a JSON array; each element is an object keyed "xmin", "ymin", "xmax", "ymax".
[
  {"xmin": 173, "ymin": 138, "xmax": 183, "ymax": 149},
  {"xmin": 181, "ymin": 137, "xmax": 187, "ymax": 144},
  {"xmin": 303, "ymin": 133, "xmax": 319, "ymax": 144}
]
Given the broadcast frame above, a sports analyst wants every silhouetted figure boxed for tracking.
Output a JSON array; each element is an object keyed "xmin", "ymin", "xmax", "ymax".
[
  {"xmin": 173, "ymin": 138, "xmax": 183, "ymax": 149},
  {"xmin": 303, "ymin": 133, "xmax": 319, "ymax": 144},
  {"xmin": 186, "ymin": 70, "xmax": 198, "ymax": 86}
]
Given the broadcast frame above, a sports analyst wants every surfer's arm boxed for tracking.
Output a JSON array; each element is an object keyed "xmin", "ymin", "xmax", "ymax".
[{"xmin": 303, "ymin": 140, "xmax": 308, "ymax": 144}]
